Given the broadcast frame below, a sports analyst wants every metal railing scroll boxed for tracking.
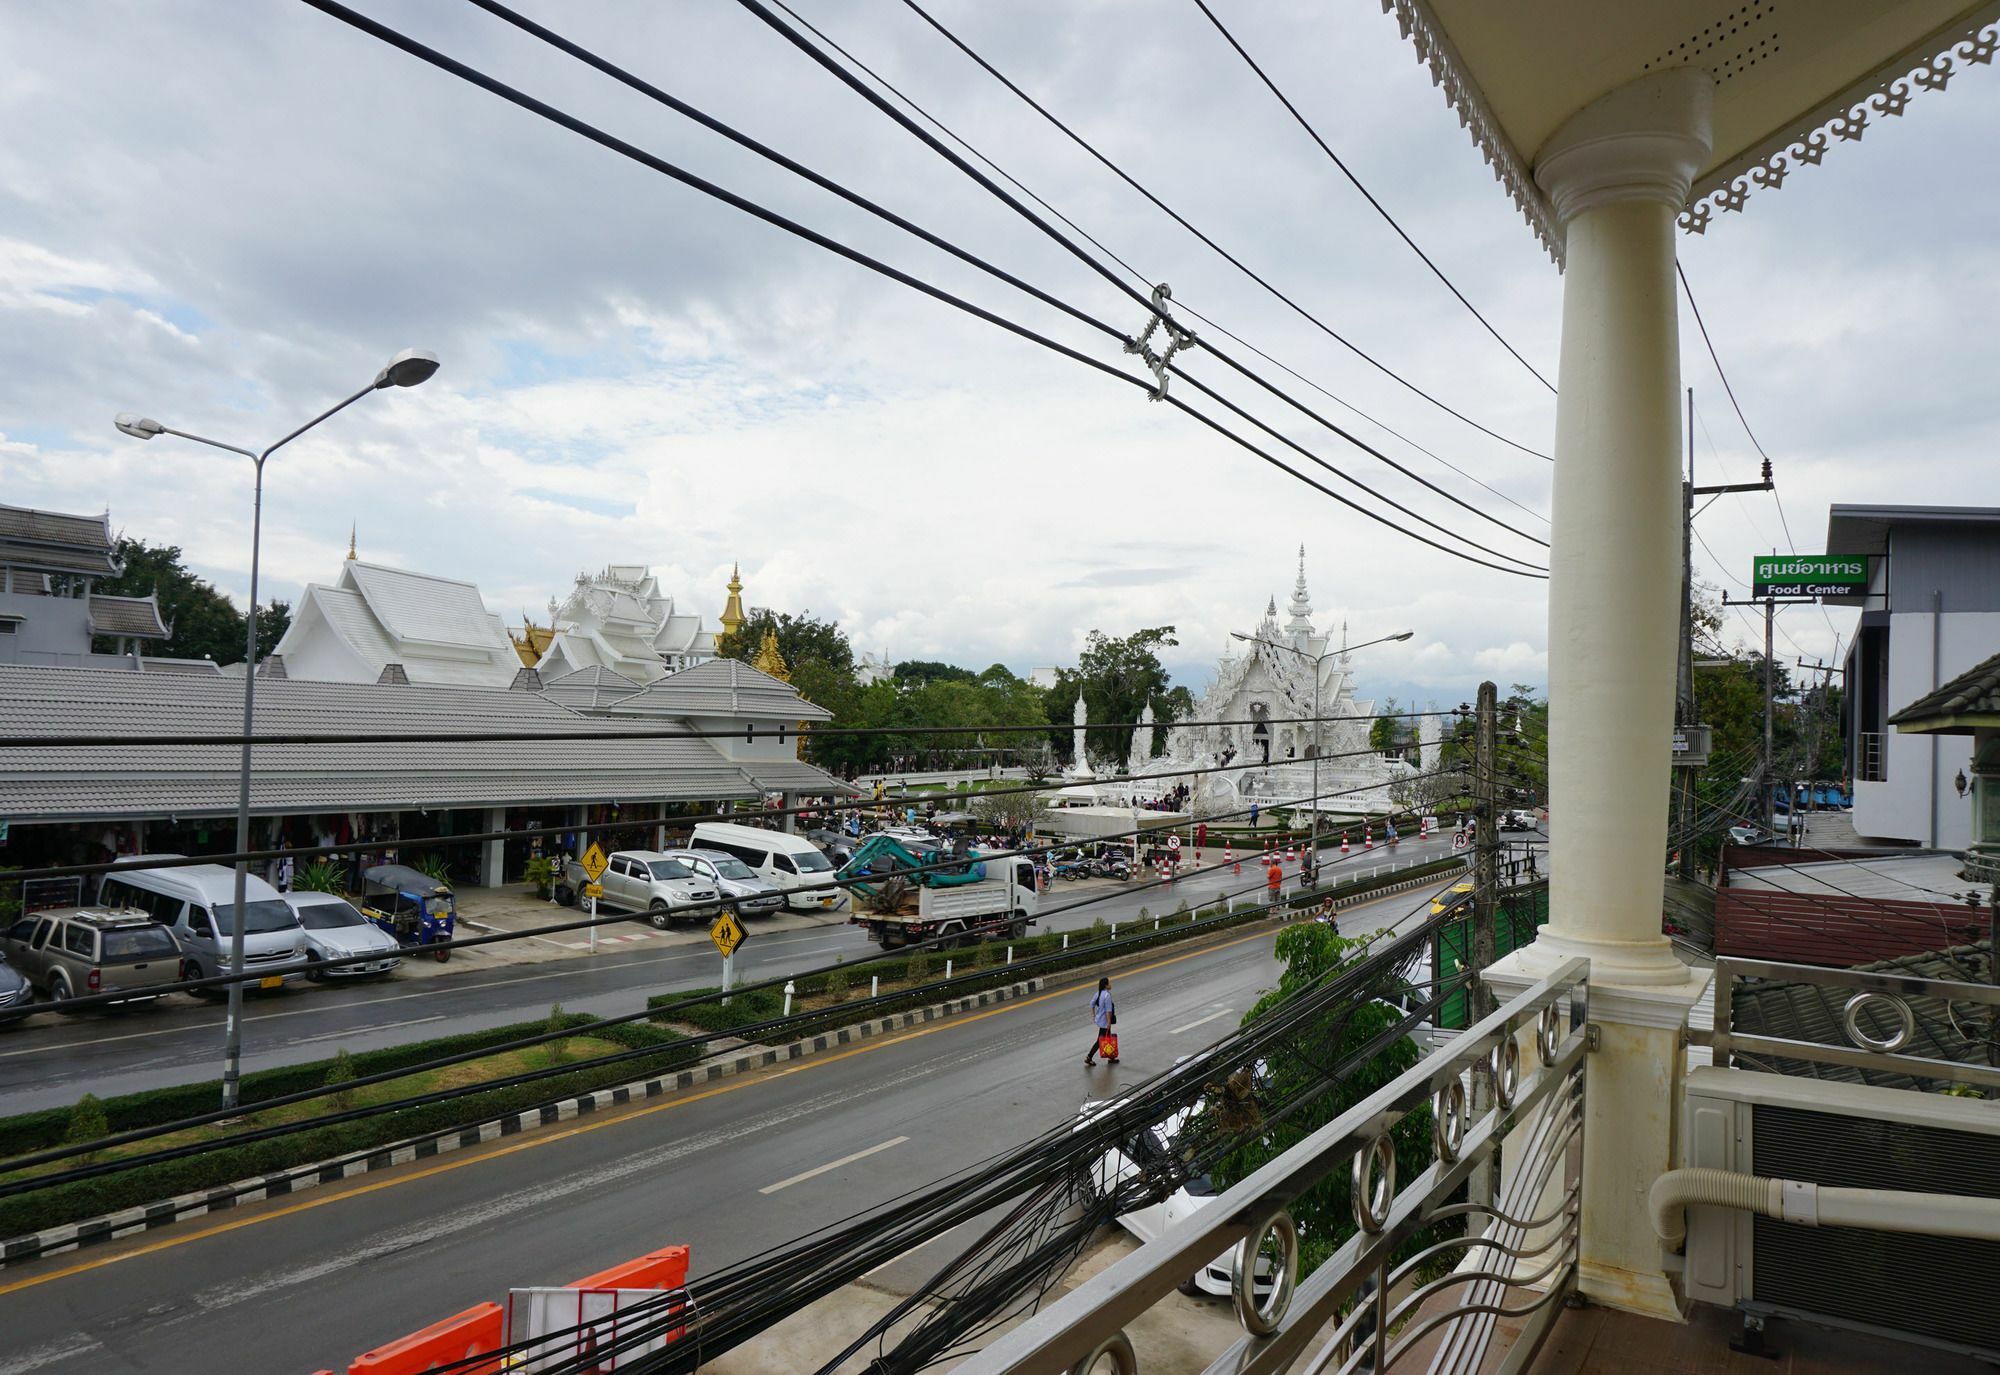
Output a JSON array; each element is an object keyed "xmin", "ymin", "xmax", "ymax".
[{"xmin": 950, "ymin": 958, "xmax": 1590, "ymax": 1375}]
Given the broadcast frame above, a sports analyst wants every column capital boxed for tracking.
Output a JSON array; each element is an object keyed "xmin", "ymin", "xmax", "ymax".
[{"xmin": 1535, "ymin": 70, "xmax": 1714, "ymax": 228}]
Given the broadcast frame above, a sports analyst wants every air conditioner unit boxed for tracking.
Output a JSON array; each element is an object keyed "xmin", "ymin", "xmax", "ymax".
[{"xmin": 1681, "ymin": 1065, "xmax": 2000, "ymax": 1359}]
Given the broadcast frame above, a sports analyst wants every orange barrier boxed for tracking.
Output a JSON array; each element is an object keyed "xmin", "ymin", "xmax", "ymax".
[
  {"xmin": 348, "ymin": 1301, "xmax": 503, "ymax": 1375},
  {"xmin": 569, "ymin": 1244, "xmax": 690, "ymax": 1292}
]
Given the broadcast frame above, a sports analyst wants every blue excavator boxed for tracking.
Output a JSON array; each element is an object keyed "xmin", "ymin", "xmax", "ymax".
[{"xmin": 836, "ymin": 833, "xmax": 987, "ymax": 903}]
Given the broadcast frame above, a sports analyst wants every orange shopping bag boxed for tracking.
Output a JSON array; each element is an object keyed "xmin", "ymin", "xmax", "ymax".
[{"xmin": 1096, "ymin": 1031, "xmax": 1119, "ymax": 1061}]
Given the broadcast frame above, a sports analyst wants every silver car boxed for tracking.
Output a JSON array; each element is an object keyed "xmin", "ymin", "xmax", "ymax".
[
  {"xmin": 282, "ymin": 891, "xmax": 403, "ymax": 979},
  {"xmin": 678, "ymin": 848, "xmax": 785, "ymax": 917}
]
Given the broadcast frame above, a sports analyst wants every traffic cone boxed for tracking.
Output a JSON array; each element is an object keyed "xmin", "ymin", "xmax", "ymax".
[
  {"xmin": 1285, "ymin": 843, "xmax": 1296, "ymax": 864},
  {"xmin": 1341, "ymin": 831, "xmax": 1350, "ymax": 854},
  {"xmin": 1364, "ymin": 826, "xmax": 1375, "ymax": 851},
  {"xmin": 1226, "ymin": 843, "xmax": 1238, "ymax": 874}
]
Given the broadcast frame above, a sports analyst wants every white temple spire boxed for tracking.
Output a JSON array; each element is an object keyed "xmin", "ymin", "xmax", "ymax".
[{"xmin": 1284, "ymin": 544, "xmax": 1315, "ymax": 646}]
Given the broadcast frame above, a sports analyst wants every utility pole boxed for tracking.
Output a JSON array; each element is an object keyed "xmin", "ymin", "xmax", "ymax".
[{"xmin": 1764, "ymin": 594, "xmax": 1776, "ymax": 835}]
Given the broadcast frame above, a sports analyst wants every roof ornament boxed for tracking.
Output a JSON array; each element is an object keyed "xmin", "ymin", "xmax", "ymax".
[
  {"xmin": 1122, "ymin": 282, "xmax": 1197, "ymax": 401},
  {"xmin": 346, "ymin": 524, "xmax": 357, "ymax": 560}
]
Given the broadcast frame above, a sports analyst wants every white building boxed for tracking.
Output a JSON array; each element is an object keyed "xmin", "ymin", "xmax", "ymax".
[
  {"xmin": 1832, "ymin": 505, "xmax": 2000, "ymax": 850},
  {"xmin": 530, "ymin": 565, "xmax": 717, "ymax": 685},
  {"xmin": 272, "ymin": 554, "xmax": 520, "ymax": 687}
]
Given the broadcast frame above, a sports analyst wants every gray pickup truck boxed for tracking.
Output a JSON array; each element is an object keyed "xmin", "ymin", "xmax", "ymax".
[{"xmin": 555, "ymin": 850, "xmax": 722, "ymax": 929}]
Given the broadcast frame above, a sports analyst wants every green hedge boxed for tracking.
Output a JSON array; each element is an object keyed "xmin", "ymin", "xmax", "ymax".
[{"xmin": 0, "ymin": 1017, "xmax": 695, "ymax": 1242}]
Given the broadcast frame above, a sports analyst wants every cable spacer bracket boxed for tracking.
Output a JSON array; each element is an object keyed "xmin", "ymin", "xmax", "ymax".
[{"xmin": 1123, "ymin": 282, "xmax": 1197, "ymax": 400}]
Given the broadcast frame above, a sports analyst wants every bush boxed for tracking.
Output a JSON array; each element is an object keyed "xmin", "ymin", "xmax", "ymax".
[
  {"xmin": 63, "ymin": 1095, "xmax": 108, "ymax": 1164},
  {"xmin": 905, "ymin": 949, "xmax": 932, "ymax": 982},
  {"xmin": 544, "ymin": 1003, "xmax": 570, "ymax": 1066},
  {"xmin": 522, "ymin": 856, "xmax": 559, "ymax": 900},
  {"xmin": 325, "ymin": 1051, "xmax": 358, "ymax": 1111},
  {"xmin": 292, "ymin": 860, "xmax": 346, "ymax": 895},
  {"xmin": 824, "ymin": 968, "xmax": 849, "ymax": 1003}
]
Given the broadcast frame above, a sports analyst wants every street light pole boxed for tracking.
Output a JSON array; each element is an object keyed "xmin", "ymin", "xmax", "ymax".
[
  {"xmin": 115, "ymin": 349, "xmax": 438, "ymax": 1110},
  {"xmin": 1232, "ymin": 628, "xmax": 1413, "ymax": 880}
]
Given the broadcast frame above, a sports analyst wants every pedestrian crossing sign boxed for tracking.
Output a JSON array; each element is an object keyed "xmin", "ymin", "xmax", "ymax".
[
  {"xmin": 710, "ymin": 911, "xmax": 746, "ymax": 958},
  {"xmin": 580, "ymin": 842, "xmax": 609, "ymax": 882}
]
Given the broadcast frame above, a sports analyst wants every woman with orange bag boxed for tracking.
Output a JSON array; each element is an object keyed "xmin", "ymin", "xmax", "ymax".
[{"xmin": 1085, "ymin": 976, "xmax": 1118, "ymax": 1066}]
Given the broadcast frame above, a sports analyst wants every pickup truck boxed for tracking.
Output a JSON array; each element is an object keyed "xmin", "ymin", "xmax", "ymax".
[
  {"xmin": 554, "ymin": 849, "xmax": 722, "ymax": 929},
  {"xmin": 848, "ymin": 853, "xmax": 1041, "ymax": 950}
]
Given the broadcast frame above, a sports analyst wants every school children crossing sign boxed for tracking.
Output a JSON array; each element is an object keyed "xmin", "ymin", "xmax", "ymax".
[{"xmin": 710, "ymin": 911, "xmax": 746, "ymax": 958}]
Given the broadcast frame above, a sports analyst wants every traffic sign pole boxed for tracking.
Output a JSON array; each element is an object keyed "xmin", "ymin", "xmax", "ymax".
[
  {"xmin": 722, "ymin": 948, "xmax": 735, "ymax": 1006},
  {"xmin": 589, "ymin": 890, "xmax": 598, "ymax": 955}
]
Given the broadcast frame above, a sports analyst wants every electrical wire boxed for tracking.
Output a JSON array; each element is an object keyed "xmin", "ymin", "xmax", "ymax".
[
  {"xmin": 882, "ymin": 0, "xmax": 1555, "ymax": 462},
  {"xmin": 301, "ymin": 0, "xmax": 1545, "ymax": 578},
  {"xmin": 1188, "ymin": 0, "xmax": 1555, "ymax": 392}
]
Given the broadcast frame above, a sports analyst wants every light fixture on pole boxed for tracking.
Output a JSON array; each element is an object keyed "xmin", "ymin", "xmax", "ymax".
[
  {"xmin": 1231, "ymin": 628, "xmax": 1414, "ymax": 881},
  {"xmin": 114, "ymin": 349, "xmax": 438, "ymax": 1111}
]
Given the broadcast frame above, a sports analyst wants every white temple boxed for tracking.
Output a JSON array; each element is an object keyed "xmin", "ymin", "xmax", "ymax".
[
  {"xmin": 1094, "ymin": 547, "xmax": 1417, "ymax": 817},
  {"xmin": 272, "ymin": 555, "xmax": 521, "ymax": 687},
  {"xmin": 531, "ymin": 565, "xmax": 716, "ymax": 685}
]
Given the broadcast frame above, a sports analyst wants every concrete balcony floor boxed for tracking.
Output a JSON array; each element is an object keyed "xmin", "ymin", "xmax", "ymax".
[{"xmin": 1507, "ymin": 1300, "xmax": 1992, "ymax": 1375}]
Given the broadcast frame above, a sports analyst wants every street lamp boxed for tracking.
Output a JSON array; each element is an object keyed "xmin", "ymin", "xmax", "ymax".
[
  {"xmin": 114, "ymin": 348, "xmax": 438, "ymax": 1110},
  {"xmin": 1231, "ymin": 628, "xmax": 1414, "ymax": 880}
]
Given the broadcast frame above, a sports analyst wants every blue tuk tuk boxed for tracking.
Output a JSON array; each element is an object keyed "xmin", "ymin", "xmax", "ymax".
[{"xmin": 358, "ymin": 864, "xmax": 458, "ymax": 961}]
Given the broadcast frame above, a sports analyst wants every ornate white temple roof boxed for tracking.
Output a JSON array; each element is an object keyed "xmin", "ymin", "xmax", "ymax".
[
  {"xmin": 534, "ymin": 564, "xmax": 718, "ymax": 684},
  {"xmin": 273, "ymin": 559, "xmax": 520, "ymax": 688}
]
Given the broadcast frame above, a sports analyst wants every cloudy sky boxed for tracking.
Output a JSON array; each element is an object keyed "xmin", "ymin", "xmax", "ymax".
[{"xmin": 3, "ymin": 1, "xmax": 1996, "ymax": 706}]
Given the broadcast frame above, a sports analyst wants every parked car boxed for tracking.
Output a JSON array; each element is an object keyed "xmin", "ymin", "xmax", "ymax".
[
  {"xmin": 98, "ymin": 857, "xmax": 307, "ymax": 991},
  {"xmin": 0, "ymin": 948, "xmax": 33, "ymax": 1023},
  {"xmin": 690, "ymin": 821, "xmax": 848, "ymax": 913},
  {"xmin": 805, "ymin": 828, "xmax": 858, "ymax": 867},
  {"xmin": 556, "ymin": 850, "xmax": 721, "ymax": 929},
  {"xmin": 675, "ymin": 848, "xmax": 786, "ymax": 918},
  {"xmin": 282, "ymin": 891, "xmax": 404, "ymax": 979},
  {"xmin": 1726, "ymin": 823, "xmax": 1775, "ymax": 847},
  {"xmin": 2, "ymin": 907, "xmax": 185, "ymax": 1008}
]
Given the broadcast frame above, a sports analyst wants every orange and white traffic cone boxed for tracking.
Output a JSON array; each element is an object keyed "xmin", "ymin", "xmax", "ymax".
[
  {"xmin": 1227, "ymin": 843, "xmax": 1239, "ymax": 874},
  {"xmin": 1364, "ymin": 826, "xmax": 1375, "ymax": 851},
  {"xmin": 1341, "ymin": 831, "xmax": 1350, "ymax": 854},
  {"xmin": 1285, "ymin": 843, "xmax": 1296, "ymax": 864}
]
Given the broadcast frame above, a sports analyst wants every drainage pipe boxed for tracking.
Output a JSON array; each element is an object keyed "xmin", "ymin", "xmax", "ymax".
[{"xmin": 1650, "ymin": 1167, "xmax": 2000, "ymax": 1248}]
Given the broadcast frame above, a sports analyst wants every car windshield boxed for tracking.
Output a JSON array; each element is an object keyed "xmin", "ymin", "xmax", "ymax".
[
  {"xmin": 212, "ymin": 899, "xmax": 301, "ymax": 936},
  {"xmin": 296, "ymin": 900, "xmax": 369, "ymax": 931},
  {"xmin": 101, "ymin": 927, "xmax": 180, "ymax": 963},
  {"xmin": 649, "ymin": 860, "xmax": 694, "ymax": 880},
  {"xmin": 709, "ymin": 857, "xmax": 757, "ymax": 881},
  {"xmin": 792, "ymin": 850, "xmax": 833, "ymax": 873}
]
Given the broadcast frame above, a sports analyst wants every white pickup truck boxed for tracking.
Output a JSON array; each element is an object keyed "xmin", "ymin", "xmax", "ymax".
[{"xmin": 847, "ymin": 854, "xmax": 1041, "ymax": 950}]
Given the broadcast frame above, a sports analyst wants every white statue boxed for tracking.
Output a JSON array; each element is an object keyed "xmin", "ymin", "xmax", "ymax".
[
  {"xmin": 1071, "ymin": 693, "xmax": 1090, "ymax": 775},
  {"xmin": 1127, "ymin": 700, "xmax": 1155, "ymax": 775}
]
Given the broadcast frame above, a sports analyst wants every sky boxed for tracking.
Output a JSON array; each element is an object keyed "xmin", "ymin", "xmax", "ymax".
[{"xmin": 2, "ymin": 1, "xmax": 1996, "ymax": 709}]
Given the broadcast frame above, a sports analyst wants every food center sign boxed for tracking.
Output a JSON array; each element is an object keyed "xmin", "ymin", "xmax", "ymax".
[{"xmin": 1751, "ymin": 555, "xmax": 1866, "ymax": 598}]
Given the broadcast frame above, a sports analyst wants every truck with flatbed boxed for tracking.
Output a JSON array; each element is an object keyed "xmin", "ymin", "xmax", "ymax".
[{"xmin": 838, "ymin": 835, "xmax": 1041, "ymax": 949}]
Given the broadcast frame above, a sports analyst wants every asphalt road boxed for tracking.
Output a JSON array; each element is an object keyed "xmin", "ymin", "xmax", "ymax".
[
  {"xmin": 0, "ymin": 877, "xmax": 1462, "ymax": 1375},
  {"xmin": 0, "ymin": 831, "xmax": 1474, "ymax": 1114}
]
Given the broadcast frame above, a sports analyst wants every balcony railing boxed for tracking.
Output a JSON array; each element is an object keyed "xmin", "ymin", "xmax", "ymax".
[
  {"xmin": 952, "ymin": 958, "xmax": 1591, "ymax": 1375},
  {"xmin": 1856, "ymin": 731, "xmax": 1887, "ymax": 783},
  {"xmin": 1703, "ymin": 954, "xmax": 2000, "ymax": 1092}
]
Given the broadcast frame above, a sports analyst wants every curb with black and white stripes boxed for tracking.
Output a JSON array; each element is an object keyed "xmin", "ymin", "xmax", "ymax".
[{"xmin": 1, "ymin": 976, "xmax": 1046, "ymax": 1268}]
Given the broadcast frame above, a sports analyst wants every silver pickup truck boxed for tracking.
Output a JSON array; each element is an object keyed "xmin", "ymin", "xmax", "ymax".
[{"xmin": 555, "ymin": 849, "xmax": 721, "ymax": 929}]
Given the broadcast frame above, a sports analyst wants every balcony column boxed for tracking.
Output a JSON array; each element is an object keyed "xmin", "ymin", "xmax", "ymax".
[{"xmin": 1486, "ymin": 70, "xmax": 1716, "ymax": 1322}]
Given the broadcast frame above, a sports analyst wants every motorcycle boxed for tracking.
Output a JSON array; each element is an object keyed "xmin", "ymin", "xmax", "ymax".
[{"xmin": 1089, "ymin": 854, "xmax": 1132, "ymax": 881}]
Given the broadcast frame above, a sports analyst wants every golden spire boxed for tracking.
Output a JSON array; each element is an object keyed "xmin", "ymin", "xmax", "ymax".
[
  {"xmin": 346, "ymin": 524, "xmax": 358, "ymax": 560},
  {"xmin": 751, "ymin": 627, "xmax": 791, "ymax": 682},
  {"xmin": 719, "ymin": 561, "xmax": 747, "ymax": 639}
]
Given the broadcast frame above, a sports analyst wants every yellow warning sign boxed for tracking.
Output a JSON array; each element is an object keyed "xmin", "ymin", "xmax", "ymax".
[
  {"xmin": 580, "ymin": 842, "xmax": 609, "ymax": 883},
  {"xmin": 582, "ymin": 881, "xmax": 604, "ymax": 899},
  {"xmin": 710, "ymin": 910, "xmax": 746, "ymax": 958}
]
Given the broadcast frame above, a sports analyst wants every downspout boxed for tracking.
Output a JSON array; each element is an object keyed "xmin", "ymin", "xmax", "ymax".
[
  {"xmin": 1650, "ymin": 1167, "xmax": 2000, "ymax": 1247},
  {"xmin": 1931, "ymin": 588, "xmax": 1942, "ymax": 848}
]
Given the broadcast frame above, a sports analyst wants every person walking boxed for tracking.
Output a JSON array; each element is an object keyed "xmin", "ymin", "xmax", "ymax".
[{"xmin": 1084, "ymin": 976, "xmax": 1117, "ymax": 1066}]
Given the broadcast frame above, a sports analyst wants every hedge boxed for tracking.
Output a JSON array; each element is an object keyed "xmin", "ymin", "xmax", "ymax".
[{"xmin": 0, "ymin": 1017, "xmax": 695, "ymax": 1241}]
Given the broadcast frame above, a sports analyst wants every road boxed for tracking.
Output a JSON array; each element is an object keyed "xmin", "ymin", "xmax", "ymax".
[
  {"xmin": 0, "ymin": 833, "xmax": 1476, "ymax": 1113},
  {"xmin": 0, "ymin": 877, "xmax": 1460, "ymax": 1375}
]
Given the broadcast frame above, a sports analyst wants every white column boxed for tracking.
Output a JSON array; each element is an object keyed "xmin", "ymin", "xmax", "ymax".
[
  {"xmin": 480, "ymin": 807, "xmax": 507, "ymax": 888},
  {"xmin": 1485, "ymin": 70, "xmax": 1715, "ymax": 1322}
]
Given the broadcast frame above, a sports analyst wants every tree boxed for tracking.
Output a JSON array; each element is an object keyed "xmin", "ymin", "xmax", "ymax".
[
  {"xmin": 1369, "ymin": 696, "xmax": 1403, "ymax": 755},
  {"xmin": 893, "ymin": 660, "xmax": 976, "ymax": 686},
  {"xmin": 86, "ymin": 536, "xmax": 289, "ymax": 665},
  {"xmin": 1045, "ymin": 626, "xmax": 1183, "ymax": 765},
  {"xmin": 717, "ymin": 608, "xmax": 853, "ymax": 674},
  {"xmin": 968, "ymin": 785, "xmax": 1050, "ymax": 833}
]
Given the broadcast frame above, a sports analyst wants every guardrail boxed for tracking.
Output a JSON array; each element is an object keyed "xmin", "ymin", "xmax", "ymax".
[
  {"xmin": 1703, "ymin": 955, "xmax": 2000, "ymax": 1092},
  {"xmin": 951, "ymin": 957, "xmax": 1590, "ymax": 1375}
]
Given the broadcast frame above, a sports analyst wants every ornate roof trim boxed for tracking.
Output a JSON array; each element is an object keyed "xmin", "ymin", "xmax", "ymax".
[
  {"xmin": 1379, "ymin": 0, "xmax": 1565, "ymax": 266},
  {"xmin": 1681, "ymin": 3, "xmax": 2000, "ymax": 235}
]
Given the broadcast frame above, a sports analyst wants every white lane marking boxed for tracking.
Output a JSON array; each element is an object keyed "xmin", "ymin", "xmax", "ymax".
[
  {"xmin": 1169, "ymin": 1008, "xmax": 1237, "ymax": 1035},
  {"xmin": 292, "ymin": 1014, "xmax": 444, "ymax": 1045},
  {"xmin": 759, "ymin": 1135, "xmax": 910, "ymax": 1196},
  {"xmin": 0, "ymin": 927, "xmax": 872, "ymax": 1059},
  {"xmin": 0, "ymin": 1334, "xmax": 103, "ymax": 1375}
]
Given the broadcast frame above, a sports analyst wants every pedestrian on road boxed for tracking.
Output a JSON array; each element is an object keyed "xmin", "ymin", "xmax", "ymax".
[
  {"xmin": 1266, "ymin": 858, "xmax": 1284, "ymax": 907},
  {"xmin": 1085, "ymin": 977, "xmax": 1117, "ymax": 1066}
]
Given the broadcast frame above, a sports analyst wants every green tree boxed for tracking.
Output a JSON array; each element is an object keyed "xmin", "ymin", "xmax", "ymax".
[
  {"xmin": 64, "ymin": 1092, "xmax": 110, "ymax": 1162},
  {"xmin": 893, "ymin": 660, "xmax": 976, "ymax": 686},
  {"xmin": 1046, "ymin": 627, "xmax": 1184, "ymax": 765},
  {"xmin": 1369, "ymin": 696, "xmax": 1403, "ymax": 755},
  {"xmin": 1209, "ymin": 923, "xmax": 1433, "ymax": 1274},
  {"xmin": 86, "ymin": 536, "xmax": 289, "ymax": 664},
  {"xmin": 717, "ymin": 608, "xmax": 853, "ymax": 673}
]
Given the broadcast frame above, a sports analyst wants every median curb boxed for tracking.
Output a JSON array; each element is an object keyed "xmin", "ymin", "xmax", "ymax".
[{"xmin": 0, "ymin": 976, "xmax": 1047, "ymax": 1268}]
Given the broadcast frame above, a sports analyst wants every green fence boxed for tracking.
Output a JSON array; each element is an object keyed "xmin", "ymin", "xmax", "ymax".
[{"xmin": 1434, "ymin": 880, "xmax": 1551, "ymax": 1029}]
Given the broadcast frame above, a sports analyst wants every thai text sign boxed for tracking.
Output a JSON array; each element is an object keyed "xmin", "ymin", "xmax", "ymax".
[{"xmin": 1752, "ymin": 555, "xmax": 1865, "ymax": 597}]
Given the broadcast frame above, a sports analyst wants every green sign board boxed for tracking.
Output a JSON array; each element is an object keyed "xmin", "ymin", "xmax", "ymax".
[{"xmin": 1751, "ymin": 555, "xmax": 1866, "ymax": 598}]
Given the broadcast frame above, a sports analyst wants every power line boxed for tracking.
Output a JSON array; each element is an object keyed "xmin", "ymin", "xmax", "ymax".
[
  {"xmin": 758, "ymin": 0, "xmax": 1549, "ymax": 526},
  {"xmin": 880, "ymin": 0, "xmax": 1555, "ymax": 462},
  {"xmin": 1188, "ymin": 0, "xmax": 1555, "ymax": 392},
  {"xmin": 308, "ymin": 0, "xmax": 1543, "ymax": 577}
]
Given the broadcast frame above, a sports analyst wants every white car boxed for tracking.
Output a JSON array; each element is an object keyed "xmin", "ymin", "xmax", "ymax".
[
  {"xmin": 282, "ymin": 891, "xmax": 403, "ymax": 979},
  {"xmin": 1079, "ymin": 1100, "xmax": 1277, "ymax": 1299}
]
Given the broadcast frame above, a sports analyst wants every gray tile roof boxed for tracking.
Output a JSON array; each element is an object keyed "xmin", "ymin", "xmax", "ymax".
[
  {"xmin": 0, "ymin": 664, "xmax": 760, "ymax": 821},
  {"xmin": 1729, "ymin": 939, "xmax": 1995, "ymax": 1091},
  {"xmin": 735, "ymin": 758, "xmax": 859, "ymax": 795},
  {"xmin": 640, "ymin": 657, "xmax": 834, "ymax": 721},
  {"xmin": 87, "ymin": 593, "xmax": 169, "ymax": 639},
  {"xmin": 0, "ymin": 504, "xmax": 114, "ymax": 550},
  {"xmin": 539, "ymin": 665, "xmax": 648, "ymax": 711},
  {"xmin": 1890, "ymin": 648, "xmax": 2000, "ymax": 726}
]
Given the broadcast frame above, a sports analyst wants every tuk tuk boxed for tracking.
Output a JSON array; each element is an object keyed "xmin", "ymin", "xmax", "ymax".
[{"xmin": 357, "ymin": 864, "xmax": 458, "ymax": 961}]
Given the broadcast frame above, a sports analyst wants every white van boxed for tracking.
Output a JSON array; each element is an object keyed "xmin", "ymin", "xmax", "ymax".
[
  {"xmin": 687, "ymin": 822, "xmax": 845, "ymax": 913},
  {"xmin": 97, "ymin": 855, "xmax": 308, "ymax": 990}
]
